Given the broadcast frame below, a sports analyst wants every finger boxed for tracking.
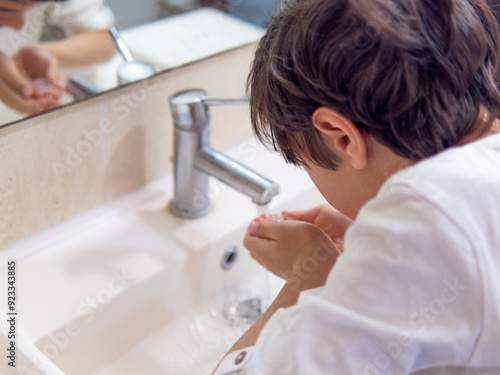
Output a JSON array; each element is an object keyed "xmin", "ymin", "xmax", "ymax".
[
  {"xmin": 281, "ymin": 209, "xmax": 307, "ymax": 221},
  {"xmin": 248, "ymin": 219, "xmax": 281, "ymax": 240},
  {"xmin": 35, "ymin": 96, "xmax": 61, "ymax": 108},
  {"xmin": 282, "ymin": 205, "xmax": 324, "ymax": 222},
  {"xmin": 0, "ymin": 53, "xmax": 33, "ymax": 97},
  {"xmin": 243, "ymin": 231, "xmax": 275, "ymax": 256},
  {"xmin": 31, "ymin": 78, "xmax": 65, "ymax": 98},
  {"xmin": 33, "ymin": 49, "xmax": 66, "ymax": 90},
  {"xmin": 249, "ymin": 219, "xmax": 309, "ymax": 242},
  {"xmin": 0, "ymin": 80, "xmax": 54, "ymax": 114},
  {"xmin": 45, "ymin": 63, "xmax": 65, "ymax": 91},
  {"xmin": 254, "ymin": 213, "xmax": 290, "ymax": 223},
  {"xmin": 14, "ymin": 46, "xmax": 65, "ymax": 93}
]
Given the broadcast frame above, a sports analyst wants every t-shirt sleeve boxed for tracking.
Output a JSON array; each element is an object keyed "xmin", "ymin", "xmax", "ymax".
[
  {"xmin": 245, "ymin": 183, "xmax": 483, "ymax": 375},
  {"xmin": 47, "ymin": 0, "xmax": 115, "ymax": 36}
]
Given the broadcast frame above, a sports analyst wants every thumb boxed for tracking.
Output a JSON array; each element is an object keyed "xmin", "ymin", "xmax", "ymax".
[
  {"xmin": 282, "ymin": 205, "xmax": 322, "ymax": 223},
  {"xmin": 0, "ymin": 53, "xmax": 33, "ymax": 97},
  {"xmin": 249, "ymin": 219, "xmax": 307, "ymax": 241},
  {"xmin": 44, "ymin": 57, "xmax": 65, "ymax": 91},
  {"xmin": 248, "ymin": 219, "xmax": 281, "ymax": 240},
  {"xmin": 282, "ymin": 209, "xmax": 307, "ymax": 221}
]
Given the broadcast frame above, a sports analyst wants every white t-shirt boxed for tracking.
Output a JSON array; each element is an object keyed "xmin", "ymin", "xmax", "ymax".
[
  {"xmin": 0, "ymin": 0, "xmax": 115, "ymax": 55},
  {"xmin": 243, "ymin": 133, "xmax": 500, "ymax": 374}
]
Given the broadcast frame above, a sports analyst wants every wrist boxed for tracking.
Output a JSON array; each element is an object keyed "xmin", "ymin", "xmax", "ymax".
[{"xmin": 288, "ymin": 250, "xmax": 337, "ymax": 291}]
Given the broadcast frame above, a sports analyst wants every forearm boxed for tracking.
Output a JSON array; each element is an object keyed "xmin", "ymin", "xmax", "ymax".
[
  {"xmin": 233, "ymin": 282, "xmax": 301, "ymax": 350},
  {"xmin": 214, "ymin": 218, "xmax": 340, "ymax": 373},
  {"xmin": 42, "ymin": 30, "xmax": 116, "ymax": 67},
  {"xmin": 213, "ymin": 279, "xmax": 309, "ymax": 374}
]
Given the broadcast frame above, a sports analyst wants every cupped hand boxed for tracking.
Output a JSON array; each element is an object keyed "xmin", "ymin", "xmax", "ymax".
[
  {"xmin": 0, "ymin": 51, "xmax": 62, "ymax": 114},
  {"xmin": 14, "ymin": 45, "xmax": 65, "ymax": 97},
  {"xmin": 0, "ymin": 51, "xmax": 33, "ymax": 98},
  {"xmin": 283, "ymin": 204, "xmax": 353, "ymax": 252},
  {"xmin": 244, "ymin": 217, "xmax": 341, "ymax": 288}
]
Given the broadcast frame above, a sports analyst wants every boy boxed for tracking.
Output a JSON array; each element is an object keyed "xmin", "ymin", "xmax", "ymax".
[{"xmin": 214, "ymin": 0, "xmax": 500, "ymax": 374}]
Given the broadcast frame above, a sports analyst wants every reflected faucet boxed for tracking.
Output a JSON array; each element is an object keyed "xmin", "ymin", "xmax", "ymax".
[{"xmin": 168, "ymin": 89, "xmax": 280, "ymax": 218}]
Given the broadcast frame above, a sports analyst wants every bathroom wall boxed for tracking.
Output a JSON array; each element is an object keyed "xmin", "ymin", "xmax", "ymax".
[{"xmin": 0, "ymin": 43, "xmax": 256, "ymax": 250}]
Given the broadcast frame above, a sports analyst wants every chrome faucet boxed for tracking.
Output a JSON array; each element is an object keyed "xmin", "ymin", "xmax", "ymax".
[{"xmin": 168, "ymin": 89, "xmax": 280, "ymax": 218}]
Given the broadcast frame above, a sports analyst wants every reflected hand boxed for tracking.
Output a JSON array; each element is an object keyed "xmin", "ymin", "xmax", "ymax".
[
  {"xmin": 14, "ymin": 45, "xmax": 65, "ymax": 97},
  {"xmin": 283, "ymin": 204, "xmax": 354, "ymax": 252},
  {"xmin": 244, "ymin": 218, "xmax": 340, "ymax": 289},
  {"xmin": 0, "ymin": 50, "xmax": 63, "ymax": 114},
  {"xmin": 0, "ymin": 51, "xmax": 33, "ymax": 97}
]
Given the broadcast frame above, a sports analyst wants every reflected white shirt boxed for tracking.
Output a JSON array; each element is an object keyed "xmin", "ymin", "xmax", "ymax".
[{"xmin": 0, "ymin": 0, "xmax": 115, "ymax": 55}]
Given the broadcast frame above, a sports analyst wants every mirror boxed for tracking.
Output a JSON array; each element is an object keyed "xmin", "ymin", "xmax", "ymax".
[{"xmin": 0, "ymin": 0, "xmax": 279, "ymax": 128}]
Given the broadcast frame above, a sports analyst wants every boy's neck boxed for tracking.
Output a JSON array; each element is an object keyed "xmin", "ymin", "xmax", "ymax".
[{"xmin": 457, "ymin": 112, "xmax": 500, "ymax": 146}]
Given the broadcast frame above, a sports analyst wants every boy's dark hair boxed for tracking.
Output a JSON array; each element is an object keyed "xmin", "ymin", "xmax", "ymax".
[{"xmin": 248, "ymin": 0, "xmax": 500, "ymax": 169}]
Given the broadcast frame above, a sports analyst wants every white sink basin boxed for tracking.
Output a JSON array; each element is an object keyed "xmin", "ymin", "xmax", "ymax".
[{"xmin": 0, "ymin": 137, "xmax": 325, "ymax": 375}]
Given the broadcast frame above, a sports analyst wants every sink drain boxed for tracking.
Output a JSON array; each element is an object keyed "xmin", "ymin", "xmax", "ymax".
[
  {"xmin": 224, "ymin": 297, "xmax": 262, "ymax": 325},
  {"xmin": 221, "ymin": 246, "xmax": 239, "ymax": 270}
]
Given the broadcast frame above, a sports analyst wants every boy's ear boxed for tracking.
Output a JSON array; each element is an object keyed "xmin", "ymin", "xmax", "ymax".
[{"xmin": 312, "ymin": 107, "xmax": 367, "ymax": 169}]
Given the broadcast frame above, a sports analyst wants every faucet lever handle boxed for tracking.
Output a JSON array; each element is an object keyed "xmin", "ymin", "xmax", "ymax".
[
  {"xmin": 203, "ymin": 97, "xmax": 248, "ymax": 106},
  {"xmin": 109, "ymin": 25, "xmax": 134, "ymax": 63}
]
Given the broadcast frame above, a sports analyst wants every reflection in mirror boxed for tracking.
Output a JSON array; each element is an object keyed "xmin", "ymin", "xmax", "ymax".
[
  {"xmin": 108, "ymin": 25, "xmax": 155, "ymax": 84},
  {"xmin": 0, "ymin": 0, "xmax": 280, "ymax": 128},
  {"xmin": 0, "ymin": 0, "xmax": 117, "ymax": 124}
]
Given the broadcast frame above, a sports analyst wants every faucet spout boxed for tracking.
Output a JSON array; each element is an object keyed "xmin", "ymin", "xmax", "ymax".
[
  {"xmin": 195, "ymin": 146, "xmax": 279, "ymax": 205},
  {"xmin": 168, "ymin": 89, "xmax": 280, "ymax": 219}
]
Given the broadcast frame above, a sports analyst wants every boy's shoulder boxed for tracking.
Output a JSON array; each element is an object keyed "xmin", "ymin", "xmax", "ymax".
[
  {"xmin": 384, "ymin": 133, "xmax": 500, "ymax": 197},
  {"xmin": 377, "ymin": 133, "xmax": 500, "ymax": 235}
]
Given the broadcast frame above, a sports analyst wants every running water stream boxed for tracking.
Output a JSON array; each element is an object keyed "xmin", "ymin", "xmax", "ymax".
[{"xmin": 255, "ymin": 203, "xmax": 273, "ymax": 310}]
